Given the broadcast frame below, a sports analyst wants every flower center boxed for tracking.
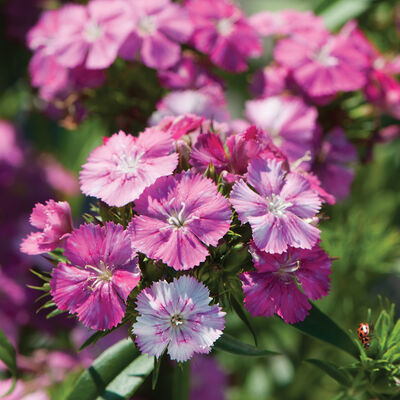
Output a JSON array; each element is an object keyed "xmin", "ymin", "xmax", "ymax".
[
  {"xmin": 266, "ymin": 194, "xmax": 292, "ymax": 217},
  {"xmin": 116, "ymin": 152, "xmax": 143, "ymax": 175},
  {"xmin": 216, "ymin": 17, "xmax": 235, "ymax": 36},
  {"xmin": 170, "ymin": 314, "xmax": 184, "ymax": 327},
  {"xmin": 314, "ymin": 44, "xmax": 338, "ymax": 67},
  {"xmin": 167, "ymin": 202, "xmax": 187, "ymax": 228},
  {"xmin": 84, "ymin": 21, "xmax": 103, "ymax": 42},
  {"xmin": 274, "ymin": 259, "xmax": 301, "ymax": 282},
  {"xmin": 137, "ymin": 15, "xmax": 156, "ymax": 36}
]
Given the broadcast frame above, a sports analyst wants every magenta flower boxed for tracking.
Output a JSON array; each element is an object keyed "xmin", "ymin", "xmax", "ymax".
[
  {"xmin": 53, "ymin": 1, "xmax": 133, "ymax": 69},
  {"xmin": 150, "ymin": 87, "xmax": 230, "ymax": 124},
  {"xmin": 128, "ymin": 171, "xmax": 231, "ymax": 270},
  {"xmin": 230, "ymin": 158, "xmax": 321, "ymax": 254},
  {"xmin": 119, "ymin": 0, "xmax": 193, "ymax": 70},
  {"xmin": 249, "ymin": 10, "xmax": 325, "ymax": 37},
  {"xmin": 313, "ymin": 127, "xmax": 357, "ymax": 201},
  {"xmin": 186, "ymin": 0, "xmax": 262, "ymax": 72},
  {"xmin": 20, "ymin": 200, "xmax": 73, "ymax": 255},
  {"xmin": 241, "ymin": 243, "xmax": 331, "ymax": 323},
  {"xmin": 79, "ymin": 130, "xmax": 178, "ymax": 207},
  {"xmin": 245, "ymin": 95, "xmax": 318, "ymax": 166},
  {"xmin": 132, "ymin": 276, "xmax": 225, "ymax": 362},
  {"xmin": 50, "ymin": 222, "xmax": 140, "ymax": 331},
  {"xmin": 250, "ymin": 65, "xmax": 289, "ymax": 99},
  {"xmin": 274, "ymin": 31, "xmax": 370, "ymax": 97}
]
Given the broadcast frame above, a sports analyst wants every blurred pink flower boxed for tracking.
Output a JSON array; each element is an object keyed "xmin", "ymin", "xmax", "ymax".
[
  {"xmin": 50, "ymin": 222, "xmax": 140, "ymax": 331},
  {"xmin": 53, "ymin": 1, "xmax": 133, "ymax": 69},
  {"xmin": 0, "ymin": 120, "xmax": 23, "ymax": 168},
  {"xmin": 250, "ymin": 65, "xmax": 290, "ymax": 98},
  {"xmin": 132, "ymin": 276, "xmax": 225, "ymax": 362},
  {"xmin": 230, "ymin": 158, "xmax": 321, "ymax": 254},
  {"xmin": 128, "ymin": 171, "xmax": 231, "ymax": 270},
  {"xmin": 20, "ymin": 200, "xmax": 73, "ymax": 255},
  {"xmin": 274, "ymin": 30, "xmax": 370, "ymax": 97},
  {"xmin": 119, "ymin": 0, "xmax": 193, "ymax": 69},
  {"xmin": 186, "ymin": 0, "xmax": 262, "ymax": 72},
  {"xmin": 241, "ymin": 242, "xmax": 331, "ymax": 324},
  {"xmin": 313, "ymin": 127, "xmax": 357, "ymax": 201},
  {"xmin": 80, "ymin": 130, "xmax": 178, "ymax": 207},
  {"xmin": 245, "ymin": 95, "xmax": 318, "ymax": 167},
  {"xmin": 249, "ymin": 9, "xmax": 325, "ymax": 37}
]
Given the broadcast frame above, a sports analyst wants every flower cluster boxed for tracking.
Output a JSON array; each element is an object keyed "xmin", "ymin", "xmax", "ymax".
[{"xmin": 21, "ymin": 1, "xmax": 400, "ymax": 366}]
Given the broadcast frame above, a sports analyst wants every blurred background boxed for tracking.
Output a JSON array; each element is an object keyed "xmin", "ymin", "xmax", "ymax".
[{"xmin": 1, "ymin": 0, "xmax": 400, "ymax": 399}]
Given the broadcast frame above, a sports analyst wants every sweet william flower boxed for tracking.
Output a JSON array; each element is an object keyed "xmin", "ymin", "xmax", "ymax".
[
  {"xmin": 79, "ymin": 129, "xmax": 178, "ymax": 207},
  {"xmin": 20, "ymin": 200, "xmax": 73, "ymax": 255},
  {"xmin": 186, "ymin": 0, "xmax": 262, "ymax": 72},
  {"xmin": 50, "ymin": 222, "xmax": 140, "ymax": 331},
  {"xmin": 230, "ymin": 157, "xmax": 321, "ymax": 254},
  {"xmin": 241, "ymin": 242, "xmax": 331, "ymax": 324},
  {"xmin": 132, "ymin": 275, "xmax": 225, "ymax": 362},
  {"xmin": 128, "ymin": 171, "xmax": 231, "ymax": 270}
]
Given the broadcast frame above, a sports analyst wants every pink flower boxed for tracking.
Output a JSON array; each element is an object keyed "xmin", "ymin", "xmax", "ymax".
[
  {"xmin": 53, "ymin": 1, "xmax": 133, "ymax": 69},
  {"xmin": 20, "ymin": 200, "xmax": 73, "ymax": 255},
  {"xmin": 245, "ymin": 95, "xmax": 318, "ymax": 167},
  {"xmin": 230, "ymin": 158, "xmax": 321, "ymax": 254},
  {"xmin": 128, "ymin": 171, "xmax": 231, "ymax": 270},
  {"xmin": 150, "ymin": 87, "xmax": 230, "ymax": 124},
  {"xmin": 313, "ymin": 127, "xmax": 357, "ymax": 201},
  {"xmin": 274, "ymin": 31, "xmax": 370, "ymax": 97},
  {"xmin": 119, "ymin": 0, "xmax": 193, "ymax": 69},
  {"xmin": 186, "ymin": 0, "xmax": 262, "ymax": 72},
  {"xmin": 250, "ymin": 65, "xmax": 290, "ymax": 98},
  {"xmin": 241, "ymin": 243, "xmax": 331, "ymax": 324},
  {"xmin": 132, "ymin": 275, "xmax": 225, "ymax": 362},
  {"xmin": 50, "ymin": 222, "xmax": 140, "ymax": 331},
  {"xmin": 249, "ymin": 9, "xmax": 325, "ymax": 37},
  {"xmin": 0, "ymin": 120, "xmax": 23, "ymax": 168},
  {"xmin": 79, "ymin": 130, "xmax": 178, "ymax": 207}
]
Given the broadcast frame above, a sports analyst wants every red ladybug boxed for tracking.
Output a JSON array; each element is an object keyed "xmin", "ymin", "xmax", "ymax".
[
  {"xmin": 357, "ymin": 322, "xmax": 369, "ymax": 339},
  {"xmin": 360, "ymin": 335, "xmax": 370, "ymax": 349}
]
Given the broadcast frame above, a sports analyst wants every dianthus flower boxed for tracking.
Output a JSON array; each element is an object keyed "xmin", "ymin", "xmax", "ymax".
[
  {"xmin": 132, "ymin": 275, "xmax": 225, "ymax": 362},
  {"xmin": 119, "ymin": 0, "xmax": 193, "ymax": 70},
  {"xmin": 53, "ymin": 1, "xmax": 133, "ymax": 69},
  {"xmin": 274, "ymin": 30, "xmax": 370, "ymax": 97},
  {"xmin": 50, "ymin": 222, "xmax": 140, "ymax": 331},
  {"xmin": 128, "ymin": 171, "xmax": 231, "ymax": 270},
  {"xmin": 245, "ymin": 95, "xmax": 317, "ymax": 166},
  {"xmin": 313, "ymin": 127, "xmax": 357, "ymax": 201},
  {"xmin": 241, "ymin": 242, "xmax": 331, "ymax": 323},
  {"xmin": 186, "ymin": 0, "xmax": 262, "ymax": 72},
  {"xmin": 79, "ymin": 130, "xmax": 178, "ymax": 207},
  {"xmin": 20, "ymin": 200, "xmax": 73, "ymax": 255},
  {"xmin": 230, "ymin": 158, "xmax": 321, "ymax": 254}
]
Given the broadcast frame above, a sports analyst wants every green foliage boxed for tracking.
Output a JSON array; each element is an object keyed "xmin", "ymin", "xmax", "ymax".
[
  {"xmin": 0, "ymin": 328, "xmax": 17, "ymax": 397},
  {"xmin": 66, "ymin": 339, "xmax": 153, "ymax": 400}
]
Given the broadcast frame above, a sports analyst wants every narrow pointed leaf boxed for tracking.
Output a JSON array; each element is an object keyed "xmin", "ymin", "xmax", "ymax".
[
  {"xmin": 306, "ymin": 359, "xmax": 352, "ymax": 387},
  {"xmin": 214, "ymin": 333, "xmax": 279, "ymax": 357},
  {"xmin": 292, "ymin": 304, "xmax": 359, "ymax": 358},
  {"xmin": 172, "ymin": 362, "xmax": 190, "ymax": 400},
  {"xmin": 0, "ymin": 328, "xmax": 17, "ymax": 397},
  {"xmin": 230, "ymin": 294, "xmax": 258, "ymax": 346},
  {"xmin": 374, "ymin": 310, "xmax": 392, "ymax": 352},
  {"xmin": 67, "ymin": 339, "xmax": 149, "ymax": 400}
]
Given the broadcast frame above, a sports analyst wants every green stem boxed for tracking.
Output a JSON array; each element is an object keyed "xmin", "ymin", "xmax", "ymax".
[{"xmin": 172, "ymin": 361, "xmax": 191, "ymax": 400}]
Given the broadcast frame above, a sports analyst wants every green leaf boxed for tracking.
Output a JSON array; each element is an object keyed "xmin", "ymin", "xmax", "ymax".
[
  {"xmin": 230, "ymin": 293, "xmax": 258, "ymax": 346},
  {"xmin": 375, "ymin": 310, "xmax": 393, "ymax": 352},
  {"xmin": 79, "ymin": 330, "xmax": 116, "ymax": 352},
  {"xmin": 214, "ymin": 333, "xmax": 279, "ymax": 357},
  {"xmin": 66, "ymin": 339, "xmax": 152, "ymax": 400},
  {"xmin": 319, "ymin": 0, "xmax": 374, "ymax": 30},
  {"xmin": 151, "ymin": 352, "xmax": 164, "ymax": 390},
  {"xmin": 46, "ymin": 308, "xmax": 66, "ymax": 319},
  {"xmin": 0, "ymin": 328, "xmax": 17, "ymax": 397},
  {"xmin": 97, "ymin": 354, "xmax": 154, "ymax": 400},
  {"xmin": 306, "ymin": 359, "xmax": 352, "ymax": 387},
  {"xmin": 387, "ymin": 319, "xmax": 400, "ymax": 349},
  {"xmin": 292, "ymin": 304, "xmax": 359, "ymax": 358}
]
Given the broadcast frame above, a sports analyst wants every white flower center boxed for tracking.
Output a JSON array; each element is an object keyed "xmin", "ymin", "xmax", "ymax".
[
  {"xmin": 116, "ymin": 152, "xmax": 143, "ymax": 175},
  {"xmin": 274, "ymin": 259, "xmax": 301, "ymax": 282},
  {"xmin": 137, "ymin": 15, "xmax": 156, "ymax": 36},
  {"xmin": 167, "ymin": 202, "xmax": 187, "ymax": 228},
  {"xmin": 85, "ymin": 261, "xmax": 113, "ymax": 290},
  {"xmin": 266, "ymin": 194, "xmax": 292, "ymax": 217},
  {"xmin": 170, "ymin": 314, "xmax": 184, "ymax": 327},
  {"xmin": 216, "ymin": 18, "xmax": 234, "ymax": 36},
  {"xmin": 84, "ymin": 21, "xmax": 103, "ymax": 42},
  {"xmin": 314, "ymin": 44, "xmax": 338, "ymax": 67}
]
